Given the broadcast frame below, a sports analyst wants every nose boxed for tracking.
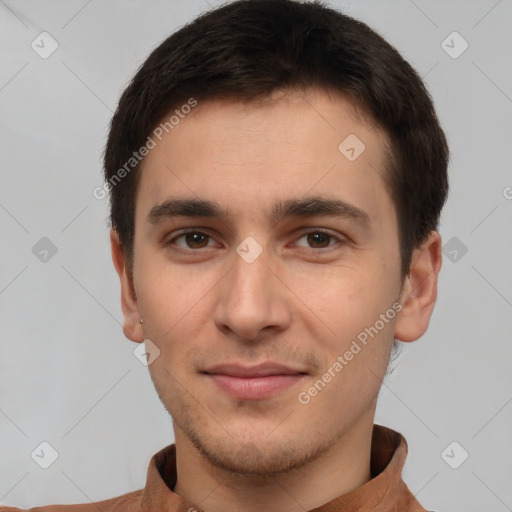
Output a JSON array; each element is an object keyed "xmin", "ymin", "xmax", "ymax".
[{"xmin": 213, "ymin": 244, "xmax": 292, "ymax": 342}]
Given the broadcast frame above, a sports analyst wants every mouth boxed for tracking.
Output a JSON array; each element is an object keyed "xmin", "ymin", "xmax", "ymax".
[{"xmin": 202, "ymin": 363, "xmax": 307, "ymax": 400}]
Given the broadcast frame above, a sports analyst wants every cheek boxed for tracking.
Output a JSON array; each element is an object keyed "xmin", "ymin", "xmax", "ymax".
[
  {"xmin": 289, "ymin": 263, "xmax": 397, "ymax": 397},
  {"xmin": 135, "ymin": 246, "xmax": 214, "ymax": 328},
  {"xmin": 286, "ymin": 260, "xmax": 393, "ymax": 335}
]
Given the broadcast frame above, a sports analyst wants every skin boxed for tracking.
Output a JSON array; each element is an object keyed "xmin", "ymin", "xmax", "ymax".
[{"xmin": 111, "ymin": 88, "xmax": 442, "ymax": 512}]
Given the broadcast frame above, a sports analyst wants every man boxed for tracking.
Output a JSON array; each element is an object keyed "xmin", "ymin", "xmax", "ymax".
[{"xmin": 1, "ymin": 0, "xmax": 448, "ymax": 510}]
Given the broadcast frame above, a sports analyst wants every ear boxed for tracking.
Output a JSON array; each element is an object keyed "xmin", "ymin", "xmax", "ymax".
[
  {"xmin": 394, "ymin": 231, "xmax": 442, "ymax": 343},
  {"xmin": 110, "ymin": 229, "xmax": 145, "ymax": 343}
]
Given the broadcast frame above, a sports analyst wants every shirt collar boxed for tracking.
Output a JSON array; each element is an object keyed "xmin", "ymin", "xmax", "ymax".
[{"xmin": 141, "ymin": 424, "xmax": 425, "ymax": 512}]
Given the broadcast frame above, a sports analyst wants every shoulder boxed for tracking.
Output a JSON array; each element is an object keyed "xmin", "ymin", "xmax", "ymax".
[{"xmin": 0, "ymin": 489, "xmax": 143, "ymax": 512}]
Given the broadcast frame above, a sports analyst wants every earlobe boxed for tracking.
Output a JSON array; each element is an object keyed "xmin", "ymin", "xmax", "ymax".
[
  {"xmin": 394, "ymin": 231, "xmax": 442, "ymax": 343},
  {"xmin": 110, "ymin": 229, "xmax": 145, "ymax": 343}
]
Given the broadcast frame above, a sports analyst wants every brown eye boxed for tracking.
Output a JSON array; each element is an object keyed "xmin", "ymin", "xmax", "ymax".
[
  {"xmin": 295, "ymin": 230, "xmax": 342, "ymax": 249},
  {"xmin": 171, "ymin": 231, "xmax": 213, "ymax": 249},
  {"xmin": 306, "ymin": 232, "xmax": 333, "ymax": 248}
]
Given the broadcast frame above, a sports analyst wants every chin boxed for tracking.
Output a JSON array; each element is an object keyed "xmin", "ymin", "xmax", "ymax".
[{"xmin": 182, "ymin": 422, "xmax": 331, "ymax": 477}]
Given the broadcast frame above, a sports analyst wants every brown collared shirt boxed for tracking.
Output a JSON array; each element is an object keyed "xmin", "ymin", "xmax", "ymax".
[{"xmin": 0, "ymin": 424, "xmax": 433, "ymax": 511}]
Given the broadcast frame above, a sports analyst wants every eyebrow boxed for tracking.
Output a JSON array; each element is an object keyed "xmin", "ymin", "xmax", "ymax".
[{"xmin": 146, "ymin": 196, "xmax": 371, "ymax": 227}]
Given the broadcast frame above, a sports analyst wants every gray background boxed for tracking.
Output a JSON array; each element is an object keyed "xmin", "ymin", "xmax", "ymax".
[{"xmin": 1, "ymin": 0, "xmax": 511, "ymax": 510}]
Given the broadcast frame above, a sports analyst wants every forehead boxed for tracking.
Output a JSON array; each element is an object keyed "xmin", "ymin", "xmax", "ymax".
[{"xmin": 135, "ymin": 88, "xmax": 394, "ymax": 227}]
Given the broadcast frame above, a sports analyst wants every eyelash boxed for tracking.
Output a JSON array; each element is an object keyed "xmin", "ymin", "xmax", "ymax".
[{"xmin": 166, "ymin": 228, "xmax": 345, "ymax": 251}]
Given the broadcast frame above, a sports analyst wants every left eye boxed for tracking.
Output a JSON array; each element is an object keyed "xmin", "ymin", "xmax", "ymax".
[{"xmin": 294, "ymin": 230, "xmax": 341, "ymax": 249}]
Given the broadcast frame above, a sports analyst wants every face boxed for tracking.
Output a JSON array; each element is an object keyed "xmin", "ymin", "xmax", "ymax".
[{"xmin": 117, "ymin": 89, "xmax": 411, "ymax": 475}]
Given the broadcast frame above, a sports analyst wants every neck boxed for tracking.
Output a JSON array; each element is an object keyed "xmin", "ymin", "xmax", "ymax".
[{"xmin": 172, "ymin": 416, "xmax": 374, "ymax": 512}]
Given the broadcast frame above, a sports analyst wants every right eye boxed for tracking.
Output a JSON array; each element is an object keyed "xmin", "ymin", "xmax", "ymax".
[{"xmin": 166, "ymin": 229, "xmax": 220, "ymax": 250}]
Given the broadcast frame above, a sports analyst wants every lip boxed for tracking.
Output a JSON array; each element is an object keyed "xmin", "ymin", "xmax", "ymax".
[
  {"xmin": 203, "ymin": 363, "xmax": 307, "ymax": 400},
  {"xmin": 204, "ymin": 363, "xmax": 306, "ymax": 377}
]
